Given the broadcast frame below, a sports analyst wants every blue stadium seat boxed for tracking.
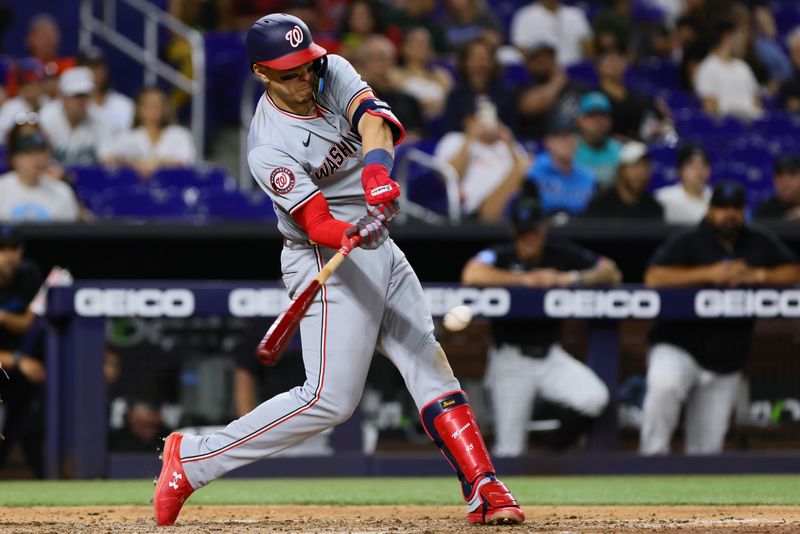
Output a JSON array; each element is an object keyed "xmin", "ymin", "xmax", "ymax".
[
  {"xmin": 69, "ymin": 165, "xmax": 141, "ymax": 198},
  {"xmin": 566, "ymin": 60, "xmax": 597, "ymax": 86},
  {"xmin": 197, "ymin": 189, "xmax": 276, "ymax": 221},
  {"xmin": 97, "ymin": 186, "xmax": 194, "ymax": 219},
  {"xmin": 151, "ymin": 166, "xmax": 234, "ymax": 190}
]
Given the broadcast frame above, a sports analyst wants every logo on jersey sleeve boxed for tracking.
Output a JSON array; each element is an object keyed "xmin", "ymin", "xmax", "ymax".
[
  {"xmin": 285, "ymin": 26, "xmax": 304, "ymax": 48},
  {"xmin": 270, "ymin": 167, "xmax": 296, "ymax": 194}
]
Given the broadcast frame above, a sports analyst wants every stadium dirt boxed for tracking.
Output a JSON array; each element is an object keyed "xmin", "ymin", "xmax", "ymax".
[{"xmin": 1, "ymin": 505, "xmax": 799, "ymax": 533}]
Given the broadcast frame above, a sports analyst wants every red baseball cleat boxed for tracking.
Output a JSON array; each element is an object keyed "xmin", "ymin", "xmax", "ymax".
[
  {"xmin": 153, "ymin": 433, "xmax": 194, "ymax": 526},
  {"xmin": 466, "ymin": 476, "xmax": 525, "ymax": 525}
]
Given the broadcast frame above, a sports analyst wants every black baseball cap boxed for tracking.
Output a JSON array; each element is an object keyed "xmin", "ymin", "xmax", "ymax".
[
  {"xmin": 10, "ymin": 131, "xmax": 49, "ymax": 155},
  {"xmin": 710, "ymin": 180, "xmax": 746, "ymax": 208},
  {"xmin": 78, "ymin": 45, "xmax": 106, "ymax": 66},
  {"xmin": 0, "ymin": 225, "xmax": 22, "ymax": 247},
  {"xmin": 545, "ymin": 114, "xmax": 578, "ymax": 136},
  {"xmin": 677, "ymin": 143, "xmax": 710, "ymax": 169},
  {"xmin": 774, "ymin": 155, "xmax": 800, "ymax": 175},
  {"xmin": 511, "ymin": 195, "xmax": 547, "ymax": 232}
]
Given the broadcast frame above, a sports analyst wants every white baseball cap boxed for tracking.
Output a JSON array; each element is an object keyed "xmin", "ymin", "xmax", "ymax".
[
  {"xmin": 59, "ymin": 66, "xmax": 95, "ymax": 96},
  {"xmin": 619, "ymin": 141, "xmax": 649, "ymax": 165}
]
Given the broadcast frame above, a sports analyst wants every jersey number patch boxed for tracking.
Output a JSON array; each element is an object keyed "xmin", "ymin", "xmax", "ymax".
[{"xmin": 270, "ymin": 167, "xmax": 296, "ymax": 194}]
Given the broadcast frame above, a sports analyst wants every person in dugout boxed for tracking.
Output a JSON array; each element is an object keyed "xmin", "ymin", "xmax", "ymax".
[
  {"xmin": 461, "ymin": 195, "xmax": 621, "ymax": 456},
  {"xmin": 640, "ymin": 181, "xmax": 800, "ymax": 455},
  {"xmin": 0, "ymin": 226, "xmax": 44, "ymax": 476}
]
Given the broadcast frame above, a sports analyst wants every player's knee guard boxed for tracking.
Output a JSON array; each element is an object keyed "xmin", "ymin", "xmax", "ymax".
[{"xmin": 420, "ymin": 390, "xmax": 495, "ymax": 500}]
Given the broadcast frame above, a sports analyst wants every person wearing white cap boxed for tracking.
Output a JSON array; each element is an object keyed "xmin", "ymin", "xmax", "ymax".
[
  {"xmin": 37, "ymin": 66, "xmax": 114, "ymax": 165},
  {"xmin": 584, "ymin": 141, "xmax": 663, "ymax": 219}
]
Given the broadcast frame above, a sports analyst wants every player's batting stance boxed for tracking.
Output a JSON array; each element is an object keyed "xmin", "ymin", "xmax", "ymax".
[{"xmin": 153, "ymin": 14, "xmax": 524, "ymax": 526}]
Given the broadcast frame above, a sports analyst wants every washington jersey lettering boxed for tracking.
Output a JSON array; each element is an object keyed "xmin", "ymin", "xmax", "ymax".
[{"xmin": 247, "ymin": 54, "xmax": 372, "ymax": 242}]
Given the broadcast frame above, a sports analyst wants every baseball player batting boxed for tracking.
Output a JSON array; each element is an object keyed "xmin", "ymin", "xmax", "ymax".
[{"xmin": 153, "ymin": 13, "xmax": 524, "ymax": 527}]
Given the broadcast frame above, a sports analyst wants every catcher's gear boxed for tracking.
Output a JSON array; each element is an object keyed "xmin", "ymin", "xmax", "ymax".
[
  {"xmin": 343, "ymin": 214, "xmax": 389, "ymax": 250},
  {"xmin": 361, "ymin": 163, "xmax": 401, "ymax": 205}
]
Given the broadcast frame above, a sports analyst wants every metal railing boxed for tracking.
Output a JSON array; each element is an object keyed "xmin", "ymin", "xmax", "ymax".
[
  {"xmin": 79, "ymin": 0, "xmax": 206, "ymax": 154},
  {"xmin": 394, "ymin": 148, "xmax": 462, "ymax": 224}
]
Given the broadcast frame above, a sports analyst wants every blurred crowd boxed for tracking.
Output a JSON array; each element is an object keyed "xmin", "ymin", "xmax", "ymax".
[{"xmin": 0, "ymin": 1, "xmax": 796, "ymax": 223}]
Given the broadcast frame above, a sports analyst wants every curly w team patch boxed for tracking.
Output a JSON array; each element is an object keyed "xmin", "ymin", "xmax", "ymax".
[{"xmin": 270, "ymin": 167, "xmax": 296, "ymax": 194}]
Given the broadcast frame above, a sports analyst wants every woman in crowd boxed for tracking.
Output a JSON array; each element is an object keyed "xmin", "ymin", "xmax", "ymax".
[
  {"xmin": 395, "ymin": 26, "xmax": 454, "ymax": 120},
  {"xmin": 104, "ymin": 87, "xmax": 197, "ymax": 177}
]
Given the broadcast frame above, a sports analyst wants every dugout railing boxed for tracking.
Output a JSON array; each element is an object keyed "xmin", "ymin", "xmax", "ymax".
[{"xmin": 43, "ymin": 282, "xmax": 800, "ymax": 479}]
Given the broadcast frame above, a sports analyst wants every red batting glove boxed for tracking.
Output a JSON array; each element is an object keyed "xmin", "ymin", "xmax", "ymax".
[{"xmin": 361, "ymin": 164, "xmax": 401, "ymax": 205}]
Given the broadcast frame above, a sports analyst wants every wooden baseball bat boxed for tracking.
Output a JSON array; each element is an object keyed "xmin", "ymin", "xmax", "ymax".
[{"xmin": 255, "ymin": 236, "xmax": 361, "ymax": 366}]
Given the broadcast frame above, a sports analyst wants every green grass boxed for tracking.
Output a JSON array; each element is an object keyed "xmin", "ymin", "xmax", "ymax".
[{"xmin": 1, "ymin": 475, "xmax": 799, "ymax": 507}]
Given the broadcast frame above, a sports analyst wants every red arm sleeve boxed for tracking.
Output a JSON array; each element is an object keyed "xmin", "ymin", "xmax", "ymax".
[{"xmin": 290, "ymin": 192, "xmax": 353, "ymax": 249}]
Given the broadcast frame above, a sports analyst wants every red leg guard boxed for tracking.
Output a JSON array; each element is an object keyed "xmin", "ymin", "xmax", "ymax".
[{"xmin": 421, "ymin": 391, "xmax": 495, "ymax": 499}]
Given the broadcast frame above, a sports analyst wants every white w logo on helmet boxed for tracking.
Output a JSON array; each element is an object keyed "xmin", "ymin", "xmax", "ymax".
[{"xmin": 285, "ymin": 25, "xmax": 304, "ymax": 48}]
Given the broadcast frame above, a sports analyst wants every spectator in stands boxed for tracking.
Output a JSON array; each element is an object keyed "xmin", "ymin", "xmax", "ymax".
[
  {"xmin": 655, "ymin": 143, "xmax": 712, "ymax": 225},
  {"xmin": 78, "ymin": 46, "xmax": 135, "ymax": 132},
  {"xmin": 17, "ymin": 14, "xmax": 76, "ymax": 100},
  {"xmin": 0, "ymin": 58, "xmax": 47, "ymax": 142},
  {"xmin": 730, "ymin": 2, "xmax": 790, "ymax": 95},
  {"xmin": 584, "ymin": 141, "xmax": 664, "ymax": 219},
  {"xmin": 524, "ymin": 116, "xmax": 596, "ymax": 216},
  {"xmin": 434, "ymin": 98, "xmax": 530, "ymax": 222},
  {"xmin": 778, "ymin": 27, "xmax": 800, "ymax": 113},
  {"xmin": 0, "ymin": 227, "xmax": 44, "ymax": 477},
  {"xmin": 0, "ymin": 123, "xmax": 79, "ymax": 221},
  {"xmin": 574, "ymin": 92, "xmax": 622, "ymax": 186},
  {"xmin": 510, "ymin": 0, "xmax": 592, "ymax": 67},
  {"xmin": 695, "ymin": 18, "xmax": 763, "ymax": 120},
  {"xmin": 395, "ymin": 27, "xmax": 454, "ymax": 120},
  {"xmin": 442, "ymin": 0, "xmax": 503, "ymax": 50},
  {"xmin": 354, "ymin": 36, "xmax": 427, "ymax": 141},
  {"xmin": 338, "ymin": 0, "xmax": 390, "ymax": 59},
  {"xmin": 516, "ymin": 41, "xmax": 587, "ymax": 140},
  {"xmin": 755, "ymin": 155, "xmax": 800, "ymax": 220},
  {"xmin": 641, "ymin": 181, "xmax": 800, "ymax": 455},
  {"xmin": 596, "ymin": 44, "xmax": 674, "ymax": 141},
  {"xmin": 103, "ymin": 87, "xmax": 197, "ymax": 177},
  {"xmin": 39, "ymin": 66, "xmax": 113, "ymax": 166},
  {"xmin": 592, "ymin": 0, "xmax": 635, "ymax": 57},
  {"xmin": 462, "ymin": 195, "xmax": 618, "ymax": 456},
  {"xmin": 442, "ymin": 38, "xmax": 518, "ymax": 134},
  {"xmin": 384, "ymin": 0, "xmax": 448, "ymax": 53},
  {"xmin": 109, "ymin": 400, "xmax": 168, "ymax": 452}
]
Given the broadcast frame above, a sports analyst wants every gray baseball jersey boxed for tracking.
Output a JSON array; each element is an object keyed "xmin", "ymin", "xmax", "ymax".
[
  {"xmin": 178, "ymin": 54, "xmax": 461, "ymax": 488},
  {"xmin": 248, "ymin": 54, "xmax": 373, "ymax": 240}
]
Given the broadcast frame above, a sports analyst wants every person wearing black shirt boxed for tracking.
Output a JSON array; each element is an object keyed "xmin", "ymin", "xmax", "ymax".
[
  {"xmin": 0, "ymin": 226, "xmax": 44, "ymax": 476},
  {"xmin": 754, "ymin": 155, "xmax": 800, "ymax": 221},
  {"xmin": 461, "ymin": 196, "xmax": 621, "ymax": 456},
  {"xmin": 584, "ymin": 141, "xmax": 664, "ymax": 220},
  {"xmin": 640, "ymin": 181, "xmax": 800, "ymax": 455}
]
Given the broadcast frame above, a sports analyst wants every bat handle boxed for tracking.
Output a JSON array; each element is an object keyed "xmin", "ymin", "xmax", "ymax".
[{"xmin": 314, "ymin": 235, "xmax": 362, "ymax": 285}]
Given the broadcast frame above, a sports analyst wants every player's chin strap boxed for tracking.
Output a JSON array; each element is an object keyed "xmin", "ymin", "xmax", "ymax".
[{"xmin": 420, "ymin": 390, "xmax": 496, "ymax": 500}]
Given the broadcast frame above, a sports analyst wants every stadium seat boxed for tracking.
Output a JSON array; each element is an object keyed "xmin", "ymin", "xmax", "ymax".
[
  {"xmin": 97, "ymin": 186, "xmax": 194, "ymax": 219},
  {"xmin": 69, "ymin": 165, "xmax": 141, "ymax": 201},
  {"xmin": 151, "ymin": 166, "xmax": 234, "ymax": 190},
  {"xmin": 197, "ymin": 189, "xmax": 276, "ymax": 221},
  {"xmin": 566, "ymin": 60, "xmax": 597, "ymax": 86}
]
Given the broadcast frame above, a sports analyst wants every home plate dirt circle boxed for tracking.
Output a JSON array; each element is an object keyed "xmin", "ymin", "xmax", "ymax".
[{"xmin": 1, "ymin": 505, "xmax": 799, "ymax": 533}]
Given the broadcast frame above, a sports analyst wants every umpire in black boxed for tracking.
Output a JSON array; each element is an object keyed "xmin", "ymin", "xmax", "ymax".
[
  {"xmin": 640, "ymin": 181, "xmax": 800, "ymax": 455},
  {"xmin": 462, "ymin": 195, "xmax": 621, "ymax": 456}
]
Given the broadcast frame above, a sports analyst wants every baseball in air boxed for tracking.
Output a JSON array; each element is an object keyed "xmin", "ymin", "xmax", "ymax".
[{"xmin": 443, "ymin": 305, "xmax": 473, "ymax": 332}]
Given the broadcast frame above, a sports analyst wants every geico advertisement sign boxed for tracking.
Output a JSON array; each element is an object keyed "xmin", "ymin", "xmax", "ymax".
[
  {"xmin": 544, "ymin": 289, "xmax": 660, "ymax": 318},
  {"xmin": 229, "ymin": 289, "xmax": 291, "ymax": 317},
  {"xmin": 695, "ymin": 289, "xmax": 800, "ymax": 318},
  {"xmin": 425, "ymin": 287, "xmax": 510, "ymax": 317},
  {"xmin": 75, "ymin": 288, "xmax": 195, "ymax": 317}
]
